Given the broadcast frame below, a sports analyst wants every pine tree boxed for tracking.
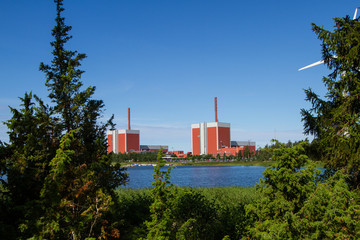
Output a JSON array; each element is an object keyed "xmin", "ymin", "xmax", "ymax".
[{"xmin": 301, "ymin": 13, "xmax": 360, "ymax": 187}]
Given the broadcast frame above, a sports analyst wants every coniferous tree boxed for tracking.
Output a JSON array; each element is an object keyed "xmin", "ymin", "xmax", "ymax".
[
  {"xmin": 3, "ymin": 92, "xmax": 55, "ymax": 238},
  {"xmin": 35, "ymin": 0, "xmax": 127, "ymax": 238},
  {"xmin": 246, "ymin": 142, "xmax": 320, "ymax": 238},
  {"xmin": 246, "ymin": 142, "xmax": 360, "ymax": 239},
  {"xmin": 145, "ymin": 150, "xmax": 175, "ymax": 239},
  {"xmin": 2, "ymin": 0, "xmax": 127, "ymax": 238},
  {"xmin": 301, "ymin": 13, "xmax": 360, "ymax": 187}
]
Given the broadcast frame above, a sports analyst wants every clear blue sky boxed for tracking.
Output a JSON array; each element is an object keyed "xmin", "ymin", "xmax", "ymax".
[{"xmin": 0, "ymin": 0, "xmax": 358, "ymax": 152}]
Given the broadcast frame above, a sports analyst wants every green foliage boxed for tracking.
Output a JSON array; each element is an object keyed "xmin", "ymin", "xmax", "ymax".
[
  {"xmin": 1, "ymin": 0, "xmax": 127, "ymax": 239},
  {"xmin": 39, "ymin": 0, "xmax": 88, "ymax": 134},
  {"xmin": 145, "ymin": 150, "xmax": 175, "ymax": 239},
  {"xmin": 253, "ymin": 148, "xmax": 272, "ymax": 162},
  {"xmin": 110, "ymin": 151, "xmax": 158, "ymax": 163},
  {"xmin": 254, "ymin": 139, "xmax": 323, "ymax": 163},
  {"xmin": 243, "ymin": 146, "xmax": 251, "ymax": 160},
  {"xmin": 119, "ymin": 148, "xmax": 264, "ymax": 240},
  {"xmin": 113, "ymin": 186, "xmax": 260, "ymax": 240},
  {"xmin": 245, "ymin": 141, "xmax": 360, "ymax": 239},
  {"xmin": 195, "ymin": 187, "xmax": 260, "ymax": 240},
  {"xmin": 115, "ymin": 189, "xmax": 152, "ymax": 240},
  {"xmin": 197, "ymin": 186, "xmax": 260, "ymax": 207},
  {"xmin": 292, "ymin": 171, "xmax": 360, "ymax": 239},
  {"xmin": 246, "ymin": 142, "xmax": 321, "ymax": 239},
  {"xmin": 301, "ymin": 13, "xmax": 360, "ymax": 187},
  {"xmin": 2, "ymin": 92, "xmax": 55, "ymax": 238},
  {"xmin": 236, "ymin": 150, "xmax": 242, "ymax": 160},
  {"xmin": 0, "ymin": 139, "xmax": 16, "ymax": 239},
  {"xmin": 36, "ymin": 131, "xmax": 118, "ymax": 239},
  {"xmin": 171, "ymin": 189, "xmax": 220, "ymax": 239},
  {"xmin": 143, "ymin": 148, "xmax": 262, "ymax": 239}
]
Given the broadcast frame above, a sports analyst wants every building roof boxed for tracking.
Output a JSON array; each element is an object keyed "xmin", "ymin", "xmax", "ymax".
[
  {"xmin": 231, "ymin": 141, "xmax": 256, "ymax": 147},
  {"xmin": 140, "ymin": 145, "xmax": 168, "ymax": 150}
]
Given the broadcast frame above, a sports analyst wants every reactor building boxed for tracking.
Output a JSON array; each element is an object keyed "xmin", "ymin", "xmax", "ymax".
[
  {"xmin": 107, "ymin": 99, "xmax": 256, "ymax": 157},
  {"xmin": 107, "ymin": 108, "xmax": 140, "ymax": 153},
  {"xmin": 191, "ymin": 97, "xmax": 255, "ymax": 156},
  {"xmin": 107, "ymin": 108, "xmax": 168, "ymax": 154}
]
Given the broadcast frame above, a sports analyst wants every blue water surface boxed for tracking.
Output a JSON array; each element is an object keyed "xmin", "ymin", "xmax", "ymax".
[{"xmin": 122, "ymin": 165, "xmax": 267, "ymax": 189}]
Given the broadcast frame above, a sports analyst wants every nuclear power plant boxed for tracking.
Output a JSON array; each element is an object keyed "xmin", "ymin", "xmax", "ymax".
[
  {"xmin": 107, "ymin": 98, "xmax": 255, "ymax": 157},
  {"xmin": 191, "ymin": 97, "xmax": 255, "ymax": 156},
  {"xmin": 107, "ymin": 108, "xmax": 140, "ymax": 153},
  {"xmin": 107, "ymin": 108, "xmax": 168, "ymax": 154}
]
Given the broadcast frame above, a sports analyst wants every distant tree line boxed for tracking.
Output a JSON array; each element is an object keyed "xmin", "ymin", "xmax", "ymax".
[
  {"xmin": 111, "ymin": 152, "xmax": 158, "ymax": 163},
  {"xmin": 110, "ymin": 140, "xmax": 322, "ymax": 164}
]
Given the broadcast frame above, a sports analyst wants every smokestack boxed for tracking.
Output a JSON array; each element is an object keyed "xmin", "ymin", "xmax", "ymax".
[
  {"xmin": 128, "ymin": 108, "xmax": 131, "ymax": 130},
  {"xmin": 215, "ymin": 97, "xmax": 218, "ymax": 122}
]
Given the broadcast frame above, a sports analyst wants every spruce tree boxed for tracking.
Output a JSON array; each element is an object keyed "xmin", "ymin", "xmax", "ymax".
[{"xmin": 301, "ymin": 13, "xmax": 360, "ymax": 187}]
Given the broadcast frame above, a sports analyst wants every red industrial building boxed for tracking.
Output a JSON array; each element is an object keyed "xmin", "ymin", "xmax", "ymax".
[
  {"xmin": 107, "ymin": 108, "xmax": 140, "ymax": 153},
  {"xmin": 191, "ymin": 97, "xmax": 256, "ymax": 157},
  {"xmin": 217, "ymin": 141, "xmax": 256, "ymax": 156},
  {"xmin": 191, "ymin": 122, "xmax": 231, "ymax": 156},
  {"xmin": 168, "ymin": 150, "xmax": 187, "ymax": 158},
  {"xmin": 107, "ymin": 129, "xmax": 140, "ymax": 153},
  {"xmin": 107, "ymin": 108, "xmax": 169, "ymax": 154},
  {"xmin": 108, "ymin": 99, "xmax": 256, "ymax": 157}
]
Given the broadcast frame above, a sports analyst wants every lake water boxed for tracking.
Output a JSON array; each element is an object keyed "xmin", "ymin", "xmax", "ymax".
[{"xmin": 122, "ymin": 165, "xmax": 267, "ymax": 189}]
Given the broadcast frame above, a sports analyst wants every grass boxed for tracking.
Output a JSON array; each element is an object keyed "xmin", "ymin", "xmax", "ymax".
[
  {"xmin": 115, "ymin": 186, "xmax": 261, "ymax": 240},
  {"xmin": 115, "ymin": 185, "xmax": 261, "ymax": 206},
  {"xmin": 191, "ymin": 186, "xmax": 261, "ymax": 205}
]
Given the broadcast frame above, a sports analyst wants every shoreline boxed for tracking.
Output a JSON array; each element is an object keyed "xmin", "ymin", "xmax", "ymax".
[
  {"xmin": 119, "ymin": 160, "xmax": 324, "ymax": 168},
  {"xmin": 120, "ymin": 160, "xmax": 275, "ymax": 168}
]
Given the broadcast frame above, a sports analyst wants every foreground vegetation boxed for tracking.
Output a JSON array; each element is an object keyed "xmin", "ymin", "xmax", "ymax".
[
  {"xmin": 114, "ymin": 142, "xmax": 360, "ymax": 239},
  {"xmin": 115, "ymin": 186, "xmax": 260, "ymax": 240},
  {"xmin": 0, "ymin": 1, "xmax": 127, "ymax": 239},
  {"xmin": 0, "ymin": 1, "xmax": 360, "ymax": 239}
]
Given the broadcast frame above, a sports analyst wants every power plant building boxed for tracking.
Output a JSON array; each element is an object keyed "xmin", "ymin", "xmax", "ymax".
[
  {"xmin": 191, "ymin": 122, "xmax": 231, "ymax": 155},
  {"xmin": 107, "ymin": 108, "xmax": 140, "ymax": 154},
  {"xmin": 107, "ymin": 99, "xmax": 256, "ymax": 157},
  {"xmin": 191, "ymin": 97, "xmax": 256, "ymax": 157},
  {"xmin": 107, "ymin": 108, "xmax": 168, "ymax": 154},
  {"xmin": 107, "ymin": 129, "xmax": 140, "ymax": 154}
]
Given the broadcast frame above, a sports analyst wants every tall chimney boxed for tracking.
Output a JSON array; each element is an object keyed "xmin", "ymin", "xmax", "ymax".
[
  {"xmin": 128, "ymin": 108, "xmax": 131, "ymax": 130},
  {"xmin": 215, "ymin": 97, "xmax": 218, "ymax": 122}
]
